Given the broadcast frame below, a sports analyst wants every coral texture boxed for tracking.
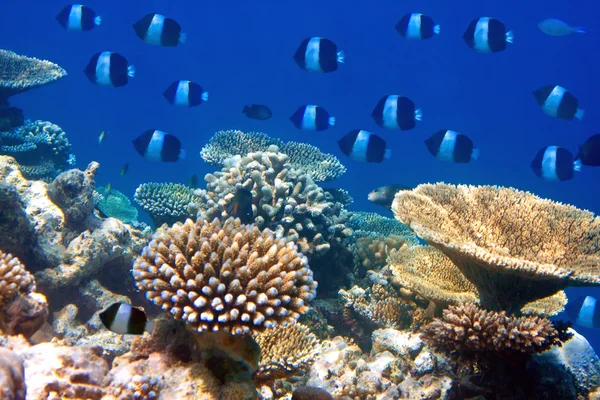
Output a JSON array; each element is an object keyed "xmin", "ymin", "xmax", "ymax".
[
  {"xmin": 134, "ymin": 182, "xmax": 199, "ymax": 226},
  {"xmin": 392, "ymin": 183, "xmax": 600, "ymax": 312},
  {"xmin": 48, "ymin": 161, "xmax": 99, "ymax": 226},
  {"xmin": 133, "ymin": 217, "xmax": 317, "ymax": 335},
  {"xmin": 0, "ymin": 251, "xmax": 35, "ymax": 306},
  {"xmin": 0, "ymin": 347, "xmax": 25, "ymax": 400},
  {"xmin": 0, "ymin": 49, "xmax": 67, "ymax": 100},
  {"xmin": 348, "ymin": 211, "xmax": 419, "ymax": 244},
  {"xmin": 96, "ymin": 186, "xmax": 138, "ymax": 223},
  {"xmin": 354, "ymin": 234, "xmax": 408, "ymax": 272}
]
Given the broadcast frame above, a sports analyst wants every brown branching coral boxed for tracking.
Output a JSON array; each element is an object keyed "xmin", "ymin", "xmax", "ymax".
[
  {"xmin": 354, "ymin": 234, "xmax": 407, "ymax": 272},
  {"xmin": 253, "ymin": 322, "xmax": 320, "ymax": 382},
  {"xmin": 392, "ymin": 183, "xmax": 600, "ymax": 313},
  {"xmin": 421, "ymin": 303, "xmax": 563, "ymax": 357},
  {"xmin": 132, "ymin": 217, "xmax": 317, "ymax": 335},
  {"xmin": 0, "ymin": 251, "xmax": 35, "ymax": 306}
]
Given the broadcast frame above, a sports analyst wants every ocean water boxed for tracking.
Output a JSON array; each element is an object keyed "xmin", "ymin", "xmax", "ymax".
[{"xmin": 2, "ymin": 0, "xmax": 600, "ymax": 348}]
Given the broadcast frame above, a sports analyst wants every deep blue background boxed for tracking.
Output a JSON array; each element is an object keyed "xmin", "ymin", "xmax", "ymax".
[{"xmin": 2, "ymin": 0, "xmax": 600, "ymax": 346}]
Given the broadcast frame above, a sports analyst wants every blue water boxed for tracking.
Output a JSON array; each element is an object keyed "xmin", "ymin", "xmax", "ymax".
[{"xmin": 3, "ymin": 0, "xmax": 599, "ymax": 346}]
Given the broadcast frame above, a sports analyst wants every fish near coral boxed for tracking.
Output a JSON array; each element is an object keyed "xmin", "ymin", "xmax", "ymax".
[
  {"xmin": 577, "ymin": 134, "xmax": 600, "ymax": 167},
  {"xmin": 99, "ymin": 302, "xmax": 155, "ymax": 335},
  {"xmin": 368, "ymin": 184, "xmax": 411, "ymax": 209},
  {"xmin": 226, "ymin": 188, "xmax": 254, "ymax": 224},
  {"xmin": 243, "ymin": 104, "xmax": 272, "ymax": 120}
]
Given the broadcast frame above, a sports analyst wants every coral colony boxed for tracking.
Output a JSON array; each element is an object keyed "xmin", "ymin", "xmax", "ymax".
[{"xmin": 2, "ymin": 48, "xmax": 600, "ymax": 400}]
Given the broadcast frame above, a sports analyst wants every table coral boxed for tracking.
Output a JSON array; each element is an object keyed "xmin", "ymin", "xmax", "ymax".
[{"xmin": 132, "ymin": 217, "xmax": 317, "ymax": 335}]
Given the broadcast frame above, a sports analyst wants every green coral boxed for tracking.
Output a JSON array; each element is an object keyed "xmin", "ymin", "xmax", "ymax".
[
  {"xmin": 133, "ymin": 182, "xmax": 199, "ymax": 226},
  {"xmin": 96, "ymin": 186, "xmax": 138, "ymax": 224}
]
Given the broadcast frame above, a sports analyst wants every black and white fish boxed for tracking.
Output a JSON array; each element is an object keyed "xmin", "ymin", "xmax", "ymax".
[
  {"xmin": 424, "ymin": 130, "xmax": 480, "ymax": 163},
  {"xmin": 368, "ymin": 184, "xmax": 412, "ymax": 209},
  {"xmin": 577, "ymin": 134, "xmax": 600, "ymax": 166},
  {"xmin": 533, "ymin": 84, "xmax": 584, "ymax": 121},
  {"xmin": 372, "ymin": 95, "xmax": 422, "ymax": 130},
  {"xmin": 338, "ymin": 129, "xmax": 390, "ymax": 163},
  {"xmin": 243, "ymin": 104, "xmax": 272, "ymax": 120},
  {"xmin": 290, "ymin": 105, "xmax": 335, "ymax": 131},
  {"xmin": 163, "ymin": 80, "xmax": 208, "ymax": 107},
  {"xmin": 99, "ymin": 302, "xmax": 154, "ymax": 335},
  {"xmin": 84, "ymin": 51, "xmax": 135, "ymax": 87},
  {"xmin": 395, "ymin": 13, "xmax": 440, "ymax": 40},
  {"xmin": 132, "ymin": 129, "xmax": 186, "ymax": 162},
  {"xmin": 463, "ymin": 17, "xmax": 513, "ymax": 53},
  {"xmin": 56, "ymin": 4, "xmax": 101, "ymax": 31},
  {"xmin": 566, "ymin": 296, "xmax": 600, "ymax": 329},
  {"xmin": 530, "ymin": 145, "xmax": 581, "ymax": 181},
  {"xmin": 539, "ymin": 19, "xmax": 585, "ymax": 36},
  {"xmin": 133, "ymin": 13, "xmax": 186, "ymax": 47},
  {"xmin": 293, "ymin": 37, "xmax": 344, "ymax": 73}
]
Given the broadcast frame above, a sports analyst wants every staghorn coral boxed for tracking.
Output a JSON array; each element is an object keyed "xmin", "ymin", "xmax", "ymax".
[
  {"xmin": 421, "ymin": 303, "xmax": 562, "ymax": 357},
  {"xmin": 132, "ymin": 217, "xmax": 317, "ymax": 335},
  {"xmin": 392, "ymin": 183, "xmax": 600, "ymax": 313},
  {"xmin": 348, "ymin": 211, "xmax": 420, "ymax": 245},
  {"xmin": 253, "ymin": 322, "xmax": 320, "ymax": 382},
  {"xmin": 200, "ymin": 129, "xmax": 346, "ymax": 182},
  {"xmin": 0, "ymin": 119, "xmax": 75, "ymax": 181},
  {"xmin": 134, "ymin": 182, "xmax": 199, "ymax": 226},
  {"xmin": 195, "ymin": 150, "xmax": 351, "ymax": 258},
  {"xmin": 96, "ymin": 186, "xmax": 139, "ymax": 224},
  {"xmin": 0, "ymin": 49, "xmax": 67, "ymax": 101},
  {"xmin": 0, "ymin": 251, "xmax": 35, "ymax": 306}
]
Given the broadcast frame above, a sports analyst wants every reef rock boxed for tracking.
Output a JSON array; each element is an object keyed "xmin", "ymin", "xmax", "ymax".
[{"xmin": 0, "ymin": 347, "xmax": 25, "ymax": 400}]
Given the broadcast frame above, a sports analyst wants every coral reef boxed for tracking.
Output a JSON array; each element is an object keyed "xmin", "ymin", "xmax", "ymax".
[
  {"xmin": 133, "ymin": 217, "xmax": 317, "ymax": 335},
  {"xmin": 392, "ymin": 183, "xmax": 600, "ymax": 313},
  {"xmin": 134, "ymin": 182, "xmax": 199, "ymax": 226},
  {"xmin": 0, "ymin": 120, "xmax": 75, "ymax": 181},
  {"xmin": 0, "ymin": 49, "xmax": 67, "ymax": 101},
  {"xmin": 48, "ymin": 161, "xmax": 98, "ymax": 227},
  {"xmin": 0, "ymin": 251, "xmax": 35, "ymax": 306},
  {"xmin": 354, "ymin": 234, "xmax": 409, "ymax": 273},
  {"xmin": 348, "ymin": 211, "xmax": 420, "ymax": 244},
  {"xmin": 200, "ymin": 129, "xmax": 346, "ymax": 182},
  {"xmin": 96, "ymin": 186, "xmax": 139, "ymax": 224},
  {"xmin": 0, "ymin": 347, "xmax": 25, "ymax": 400}
]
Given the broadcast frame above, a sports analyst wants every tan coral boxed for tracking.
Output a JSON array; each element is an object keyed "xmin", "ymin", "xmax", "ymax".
[
  {"xmin": 133, "ymin": 217, "xmax": 317, "ymax": 335},
  {"xmin": 0, "ymin": 251, "xmax": 35, "ymax": 306},
  {"xmin": 354, "ymin": 234, "xmax": 407, "ymax": 271},
  {"xmin": 520, "ymin": 290, "xmax": 568, "ymax": 317},
  {"xmin": 392, "ymin": 183, "xmax": 600, "ymax": 312},
  {"xmin": 253, "ymin": 322, "xmax": 320, "ymax": 382}
]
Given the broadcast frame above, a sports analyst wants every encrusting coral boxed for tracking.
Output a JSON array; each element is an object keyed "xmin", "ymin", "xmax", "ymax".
[
  {"xmin": 132, "ymin": 217, "xmax": 317, "ymax": 335},
  {"xmin": 392, "ymin": 183, "xmax": 600, "ymax": 313},
  {"xmin": 134, "ymin": 182, "xmax": 199, "ymax": 226}
]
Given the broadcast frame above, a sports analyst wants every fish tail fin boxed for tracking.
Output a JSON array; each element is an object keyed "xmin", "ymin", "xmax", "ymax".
[
  {"xmin": 384, "ymin": 148, "xmax": 392, "ymax": 160},
  {"xmin": 337, "ymin": 50, "xmax": 345, "ymax": 64},
  {"xmin": 575, "ymin": 108, "xmax": 585, "ymax": 120},
  {"xmin": 145, "ymin": 319, "xmax": 156, "ymax": 335},
  {"xmin": 433, "ymin": 25, "xmax": 441, "ymax": 35},
  {"xmin": 576, "ymin": 27, "xmax": 586, "ymax": 33},
  {"xmin": 94, "ymin": 16, "xmax": 102, "ymax": 26},
  {"xmin": 127, "ymin": 65, "xmax": 136, "ymax": 78},
  {"xmin": 179, "ymin": 32, "xmax": 187, "ymax": 44},
  {"xmin": 328, "ymin": 116, "xmax": 336, "ymax": 127},
  {"xmin": 505, "ymin": 30, "xmax": 514, "ymax": 43},
  {"xmin": 574, "ymin": 158, "xmax": 582, "ymax": 172},
  {"xmin": 179, "ymin": 149, "xmax": 186, "ymax": 160},
  {"xmin": 202, "ymin": 92, "xmax": 209, "ymax": 102},
  {"xmin": 471, "ymin": 148, "xmax": 481, "ymax": 161},
  {"xmin": 242, "ymin": 105, "xmax": 250, "ymax": 114},
  {"xmin": 414, "ymin": 108, "xmax": 423, "ymax": 121}
]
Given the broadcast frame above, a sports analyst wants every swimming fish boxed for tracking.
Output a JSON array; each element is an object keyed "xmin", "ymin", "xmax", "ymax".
[
  {"xmin": 243, "ymin": 104, "xmax": 272, "ymax": 120},
  {"xmin": 105, "ymin": 183, "xmax": 112, "ymax": 194},
  {"xmin": 425, "ymin": 130, "xmax": 480, "ymax": 163},
  {"xmin": 100, "ymin": 303, "xmax": 154, "ymax": 335},
  {"xmin": 338, "ymin": 129, "xmax": 391, "ymax": 163},
  {"xmin": 372, "ymin": 95, "xmax": 422, "ymax": 130},
  {"xmin": 56, "ymin": 4, "xmax": 101, "ymax": 31},
  {"xmin": 294, "ymin": 37, "xmax": 345, "ymax": 73},
  {"xmin": 98, "ymin": 130, "xmax": 106, "ymax": 144},
  {"xmin": 566, "ymin": 296, "xmax": 600, "ymax": 329},
  {"xmin": 463, "ymin": 17, "xmax": 513, "ymax": 53},
  {"xmin": 530, "ymin": 145, "xmax": 581, "ymax": 181},
  {"xmin": 84, "ymin": 51, "xmax": 135, "ymax": 87},
  {"xmin": 395, "ymin": 13, "xmax": 440, "ymax": 40},
  {"xmin": 133, "ymin": 13, "xmax": 186, "ymax": 46},
  {"xmin": 576, "ymin": 134, "xmax": 600, "ymax": 167},
  {"xmin": 120, "ymin": 163, "xmax": 129, "ymax": 176},
  {"xmin": 539, "ymin": 19, "xmax": 585, "ymax": 36},
  {"xmin": 533, "ymin": 84, "xmax": 584, "ymax": 121},
  {"xmin": 368, "ymin": 184, "xmax": 411, "ymax": 209},
  {"xmin": 132, "ymin": 129, "xmax": 186, "ymax": 162},
  {"xmin": 290, "ymin": 105, "xmax": 335, "ymax": 131},
  {"xmin": 189, "ymin": 174, "xmax": 199, "ymax": 189},
  {"xmin": 226, "ymin": 188, "xmax": 254, "ymax": 224},
  {"xmin": 163, "ymin": 80, "xmax": 208, "ymax": 107},
  {"xmin": 292, "ymin": 386, "xmax": 333, "ymax": 400}
]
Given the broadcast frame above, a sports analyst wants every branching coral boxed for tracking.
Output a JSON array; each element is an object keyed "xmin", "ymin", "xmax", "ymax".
[
  {"xmin": 392, "ymin": 183, "xmax": 600, "ymax": 313},
  {"xmin": 132, "ymin": 217, "xmax": 317, "ymax": 335},
  {"xmin": 354, "ymin": 234, "xmax": 408, "ymax": 272},
  {"xmin": 0, "ymin": 49, "xmax": 67, "ymax": 101},
  {"xmin": 200, "ymin": 129, "xmax": 346, "ymax": 182},
  {"xmin": 253, "ymin": 322, "xmax": 320, "ymax": 382},
  {"xmin": 134, "ymin": 182, "xmax": 199, "ymax": 226}
]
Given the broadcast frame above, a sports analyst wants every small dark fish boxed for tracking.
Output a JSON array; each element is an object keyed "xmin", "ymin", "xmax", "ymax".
[
  {"xmin": 368, "ymin": 184, "xmax": 411, "ymax": 209},
  {"xmin": 338, "ymin": 129, "xmax": 391, "ymax": 163},
  {"xmin": 463, "ymin": 17, "xmax": 513, "ymax": 53},
  {"xmin": 577, "ymin": 134, "xmax": 600, "ymax": 166},
  {"xmin": 371, "ymin": 95, "xmax": 422, "ymax": 131},
  {"xmin": 163, "ymin": 80, "xmax": 208, "ymax": 107},
  {"xmin": 294, "ymin": 37, "xmax": 344, "ymax": 73},
  {"xmin": 133, "ymin": 13, "xmax": 186, "ymax": 47},
  {"xmin": 530, "ymin": 145, "xmax": 581, "ymax": 181},
  {"xmin": 120, "ymin": 163, "xmax": 129, "ymax": 176},
  {"xmin": 566, "ymin": 295, "xmax": 600, "ymax": 329},
  {"xmin": 84, "ymin": 51, "xmax": 135, "ymax": 87},
  {"xmin": 396, "ymin": 13, "xmax": 440, "ymax": 40},
  {"xmin": 99, "ymin": 303, "xmax": 154, "ymax": 335},
  {"xmin": 132, "ymin": 129, "xmax": 186, "ymax": 162},
  {"xmin": 292, "ymin": 386, "xmax": 333, "ymax": 400},
  {"xmin": 189, "ymin": 174, "xmax": 199, "ymax": 188},
  {"xmin": 56, "ymin": 4, "xmax": 101, "ymax": 32},
  {"xmin": 226, "ymin": 188, "xmax": 253, "ymax": 224},
  {"xmin": 243, "ymin": 104, "xmax": 272, "ymax": 120},
  {"xmin": 533, "ymin": 84, "xmax": 584, "ymax": 121}
]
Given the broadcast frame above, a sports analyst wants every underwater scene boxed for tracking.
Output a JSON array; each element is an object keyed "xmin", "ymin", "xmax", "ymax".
[{"xmin": 1, "ymin": 0, "xmax": 599, "ymax": 398}]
